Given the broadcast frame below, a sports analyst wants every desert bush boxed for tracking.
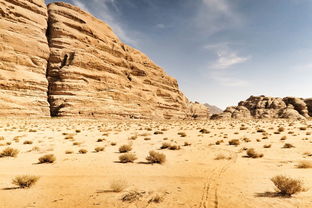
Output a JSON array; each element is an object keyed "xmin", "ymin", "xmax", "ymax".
[
  {"xmin": 146, "ymin": 151, "xmax": 166, "ymax": 164},
  {"xmin": 229, "ymin": 139, "xmax": 240, "ymax": 146},
  {"xmin": 154, "ymin": 131, "xmax": 163, "ymax": 135},
  {"xmin": 278, "ymin": 127, "xmax": 285, "ymax": 132},
  {"xmin": 246, "ymin": 148, "xmax": 263, "ymax": 158},
  {"xmin": 299, "ymin": 127, "xmax": 307, "ymax": 131},
  {"xmin": 97, "ymin": 138, "xmax": 104, "ymax": 142},
  {"xmin": 243, "ymin": 137, "xmax": 251, "ymax": 143},
  {"xmin": 79, "ymin": 149, "xmax": 87, "ymax": 154},
  {"xmin": 148, "ymin": 193, "xmax": 165, "ymax": 203},
  {"xmin": 271, "ymin": 175, "xmax": 304, "ymax": 196},
  {"xmin": 178, "ymin": 132, "xmax": 187, "ymax": 137},
  {"xmin": 199, "ymin": 129, "xmax": 210, "ymax": 134},
  {"xmin": 297, "ymin": 161, "xmax": 312, "ymax": 169},
  {"xmin": 121, "ymin": 190, "xmax": 144, "ymax": 202},
  {"xmin": 38, "ymin": 154, "xmax": 56, "ymax": 163},
  {"xmin": 65, "ymin": 150, "xmax": 73, "ymax": 154},
  {"xmin": 283, "ymin": 143, "xmax": 295, "ymax": 148},
  {"xmin": 111, "ymin": 142, "xmax": 117, "ymax": 146},
  {"xmin": 215, "ymin": 154, "xmax": 231, "ymax": 160},
  {"xmin": 280, "ymin": 136, "xmax": 287, "ymax": 140},
  {"xmin": 94, "ymin": 146, "xmax": 105, "ymax": 152},
  {"xmin": 119, "ymin": 144, "xmax": 132, "ymax": 153},
  {"xmin": 119, "ymin": 153, "xmax": 137, "ymax": 163},
  {"xmin": 183, "ymin": 142, "xmax": 191, "ymax": 146},
  {"xmin": 110, "ymin": 179, "xmax": 127, "ymax": 192},
  {"xmin": 12, "ymin": 175, "xmax": 39, "ymax": 189},
  {"xmin": 23, "ymin": 140, "xmax": 33, "ymax": 145},
  {"xmin": 263, "ymin": 144, "xmax": 272, "ymax": 148},
  {"xmin": 0, "ymin": 147, "xmax": 19, "ymax": 157},
  {"xmin": 169, "ymin": 145, "xmax": 181, "ymax": 150},
  {"xmin": 160, "ymin": 142, "xmax": 171, "ymax": 149}
]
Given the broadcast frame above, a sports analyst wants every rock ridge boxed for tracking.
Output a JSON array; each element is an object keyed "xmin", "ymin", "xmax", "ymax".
[{"xmin": 0, "ymin": 0, "xmax": 209, "ymax": 119}]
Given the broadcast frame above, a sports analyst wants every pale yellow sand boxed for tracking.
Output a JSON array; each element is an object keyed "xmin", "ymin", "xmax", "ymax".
[{"xmin": 0, "ymin": 118, "xmax": 311, "ymax": 208}]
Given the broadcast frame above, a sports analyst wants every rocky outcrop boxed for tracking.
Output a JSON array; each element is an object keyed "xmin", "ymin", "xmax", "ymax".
[
  {"xmin": 0, "ymin": 0, "xmax": 208, "ymax": 119},
  {"xmin": 214, "ymin": 96, "xmax": 312, "ymax": 120},
  {"xmin": 204, "ymin": 103, "xmax": 223, "ymax": 115},
  {"xmin": 0, "ymin": 0, "xmax": 50, "ymax": 116},
  {"xmin": 46, "ymin": 2, "xmax": 208, "ymax": 119}
]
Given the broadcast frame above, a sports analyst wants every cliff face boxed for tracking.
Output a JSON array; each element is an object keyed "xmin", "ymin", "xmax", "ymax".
[
  {"xmin": 0, "ymin": 0, "xmax": 50, "ymax": 116},
  {"xmin": 0, "ymin": 1, "xmax": 209, "ymax": 119},
  {"xmin": 213, "ymin": 96, "xmax": 312, "ymax": 120}
]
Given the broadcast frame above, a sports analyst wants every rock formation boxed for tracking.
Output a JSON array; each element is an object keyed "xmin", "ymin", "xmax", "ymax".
[
  {"xmin": 204, "ymin": 103, "xmax": 223, "ymax": 115},
  {"xmin": 0, "ymin": 0, "xmax": 50, "ymax": 116},
  {"xmin": 213, "ymin": 95, "xmax": 312, "ymax": 120},
  {"xmin": 0, "ymin": 0, "xmax": 209, "ymax": 119}
]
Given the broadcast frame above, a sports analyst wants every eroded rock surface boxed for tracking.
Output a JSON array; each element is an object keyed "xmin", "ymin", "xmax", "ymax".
[
  {"xmin": 214, "ymin": 96, "xmax": 312, "ymax": 120},
  {"xmin": 0, "ymin": 0, "xmax": 50, "ymax": 116}
]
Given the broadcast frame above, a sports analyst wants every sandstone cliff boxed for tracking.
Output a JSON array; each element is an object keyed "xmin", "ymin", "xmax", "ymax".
[
  {"xmin": 0, "ymin": 0, "xmax": 50, "ymax": 116},
  {"xmin": 0, "ymin": 0, "xmax": 209, "ymax": 119},
  {"xmin": 213, "ymin": 96, "xmax": 312, "ymax": 120}
]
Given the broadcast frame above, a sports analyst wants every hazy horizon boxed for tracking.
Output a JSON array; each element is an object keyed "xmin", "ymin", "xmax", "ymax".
[{"xmin": 46, "ymin": 0, "xmax": 312, "ymax": 109}]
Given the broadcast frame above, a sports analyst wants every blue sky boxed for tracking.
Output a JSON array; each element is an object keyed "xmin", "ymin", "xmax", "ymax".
[{"xmin": 46, "ymin": 0, "xmax": 312, "ymax": 109}]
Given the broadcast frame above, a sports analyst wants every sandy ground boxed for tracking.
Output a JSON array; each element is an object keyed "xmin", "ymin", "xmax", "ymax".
[{"xmin": 0, "ymin": 118, "xmax": 312, "ymax": 208}]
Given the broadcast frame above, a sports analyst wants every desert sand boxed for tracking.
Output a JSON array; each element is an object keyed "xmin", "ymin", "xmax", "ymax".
[{"xmin": 0, "ymin": 118, "xmax": 311, "ymax": 208}]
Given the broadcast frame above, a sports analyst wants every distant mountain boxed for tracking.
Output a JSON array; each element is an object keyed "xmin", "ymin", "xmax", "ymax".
[{"xmin": 204, "ymin": 104, "xmax": 223, "ymax": 114}]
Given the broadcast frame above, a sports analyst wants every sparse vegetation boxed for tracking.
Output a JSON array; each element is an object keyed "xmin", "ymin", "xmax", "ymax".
[
  {"xmin": 119, "ymin": 153, "xmax": 137, "ymax": 163},
  {"xmin": 38, "ymin": 154, "xmax": 56, "ymax": 163},
  {"xmin": 246, "ymin": 148, "xmax": 263, "ymax": 158},
  {"xmin": 271, "ymin": 175, "xmax": 304, "ymax": 196},
  {"xmin": 94, "ymin": 146, "xmax": 105, "ymax": 152},
  {"xmin": 229, "ymin": 139, "xmax": 240, "ymax": 146},
  {"xmin": 110, "ymin": 179, "xmax": 127, "ymax": 192},
  {"xmin": 119, "ymin": 144, "xmax": 132, "ymax": 153},
  {"xmin": 0, "ymin": 147, "xmax": 19, "ymax": 157},
  {"xmin": 12, "ymin": 175, "xmax": 40, "ymax": 189},
  {"xmin": 146, "ymin": 151, "xmax": 166, "ymax": 164}
]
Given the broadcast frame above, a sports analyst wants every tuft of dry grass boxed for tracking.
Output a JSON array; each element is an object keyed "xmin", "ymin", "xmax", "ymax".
[
  {"xmin": 246, "ymin": 148, "xmax": 263, "ymax": 158},
  {"xmin": 110, "ymin": 179, "xmax": 127, "ymax": 192},
  {"xmin": 94, "ymin": 146, "xmax": 105, "ymax": 152},
  {"xmin": 146, "ymin": 151, "xmax": 166, "ymax": 164},
  {"xmin": 23, "ymin": 140, "xmax": 33, "ymax": 145},
  {"xmin": 79, "ymin": 149, "xmax": 88, "ymax": 154},
  {"xmin": 296, "ymin": 161, "xmax": 312, "ymax": 169},
  {"xmin": 229, "ymin": 139, "xmax": 240, "ymax": 146},
  {"xmin": 283, "ymin": 143, "xmax": 295, "ymax": 148},
  {"xmin": 119, "ymin": 153, "xmax": 137, "ymax": 163},
  {"xmin": 121, "ymin": 190, "xmax": 144, "ymax": 202},
  {"xmin": 38, "ymin": 154, "xmax": 56, "ymax": 163},
  {"xmin": 119, "ymin": 144, "xmax": 132, "ymax": 153},
  {"xmin": 271, "ymin": 175, "xmax": 304, "ymax": 197},
  {"xmin": 0, "ymin": 147, "xmax": 19, "ymax": 157},
  {"xmin": 12, "ymin": 175, "xmax": 39, "ymax": 189}
]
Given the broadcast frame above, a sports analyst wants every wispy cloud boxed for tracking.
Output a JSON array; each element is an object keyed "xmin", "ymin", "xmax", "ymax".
[
  {"xmin": 205, "ymin": 43, "xmax": 250, "ymax": 86},
  {"xmin": 195, "ymin": 0, "xmax": 242, "ymax": 35},
  {"xmin": 206, "ymin": 43, "xmax": 251, "ymax": 69},
  {"xmin": 71, "ymin": 0, "xmax": 138, "ymax": 46}
]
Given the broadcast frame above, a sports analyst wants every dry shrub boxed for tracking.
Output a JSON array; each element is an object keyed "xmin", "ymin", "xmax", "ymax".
[
  {"xmin": 154, "ymin": 131, "xmax": 163, "ymax": 135},
  {"xmin": 297, "ymin": 161, "xmax": 312, "ymax": 169},
  {"xmin": 229, "ymin": 139, "xmax": 240, "ymax": 146},
  {"xmin": 263, "ymin": 144, "xmax": 272, "ymax": 148},
  {"xmin": 271, "ymin": 175, "xmax": 304, "ymax": 196},
  {"xmin": 12, "ymin": 175, "xmax": 39, "ymax": 189},
  {"xmin": 148, "ymin": 193, "xmax": 165, "ymax": 203},
  {"xmin": 246, "ymin": 148, "xmax": 263, "ymax": 158},
  {"xmin": 215, "ymin": 154, "xmax": 231, "ymax": 160},
  {"xmin": 178, "ymin": 132, "xmax": 187, "ymax": 137},
  {"xmin": 283, "ymin": 143, "xmax": 295, "ymax": 148},
  {"xmin": 65, "ymin": 150, "xmax": 73, "ymax": 154},
  {"xmin": 0, "ymin": 147, "xmax": 19, "ymax": 157},
  {"xmin": 23, "ymin": 140, "xmax": 33, "ymax": 145},
  {"xmin": 119, "ymin": 144, "xmax": 132, "ymax": 153},
  {"xmin": 94, "ymin": 146, "xmax": 105, "ymax": 152},
  {"xmin": 79, "ymin": 149, "xmax": 87, "ymax": 154},
  {"xmin": 199, "ymin": 129, "xmax": 210, "ymax": 134},
  {"xmin": 110, "ymin": 179, "xmax": 127, "ymax": 192},
  {"xmin": 38, "ymin": 154, "xmax": 56, "ymax": 163},
  {"xmin": 146, "ymin": 151, "xmax": 166, "ymax": 164},
  {"xmin": 160, "ymin": 142, "xmax": 171, "ymax": 149},
  {"xmin": 119, "ymin": 153, "xmax": 137, "ymax": 163},
  {"xmin": 121, "ymin": 190, "xmax": 144, "ymax": 202}
]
